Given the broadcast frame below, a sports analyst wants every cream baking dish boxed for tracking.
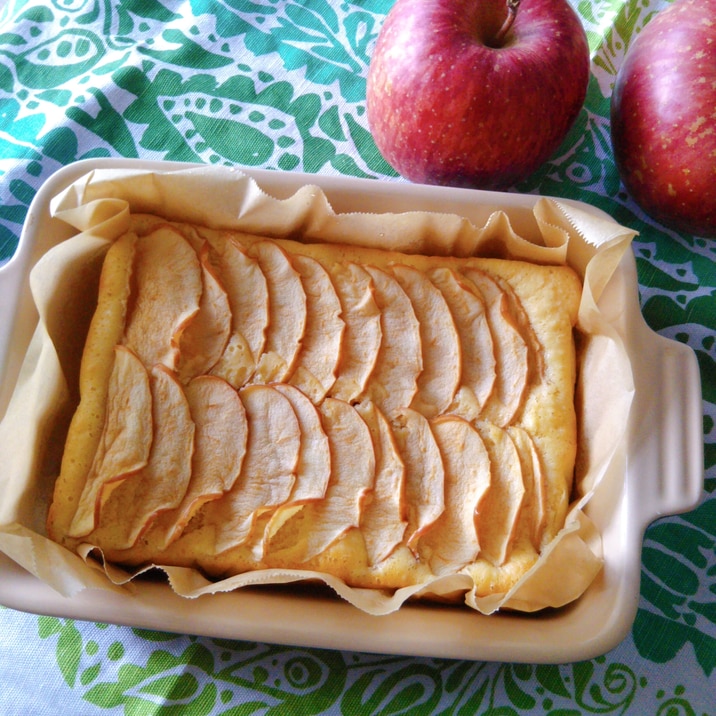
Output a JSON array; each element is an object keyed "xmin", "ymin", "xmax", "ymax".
[{"xmin": 0, "ymin": 159, "xmax": 703, "ymax": 663}]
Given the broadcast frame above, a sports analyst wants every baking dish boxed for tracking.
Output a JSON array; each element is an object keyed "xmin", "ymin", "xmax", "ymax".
[{"xmin": 0, "ymin": 159, "xmax": 703, "ymax": 663}]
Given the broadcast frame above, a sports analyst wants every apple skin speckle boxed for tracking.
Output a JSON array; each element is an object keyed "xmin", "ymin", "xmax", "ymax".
[{"xmin": 611, "ymin": 0, "xmax": 716, "ymax": 236}]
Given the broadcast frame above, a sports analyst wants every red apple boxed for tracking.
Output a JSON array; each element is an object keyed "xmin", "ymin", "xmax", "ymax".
[
  {"xmin": 610, "ymin": 0, "xmax": 716, "ymax": 237},
  {"xmin": 366, "ymin": 0, "xmax": 590, "ymax": 190}
]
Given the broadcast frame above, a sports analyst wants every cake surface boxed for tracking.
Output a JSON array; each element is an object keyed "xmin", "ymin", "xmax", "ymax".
[{"xmin": 46, "ymin": 214, "xmax": 582, "ymax": 604}]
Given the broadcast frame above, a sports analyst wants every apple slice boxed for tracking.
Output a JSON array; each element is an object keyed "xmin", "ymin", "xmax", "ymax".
[
  {"xmin": 490, "ymin": 273, "xmax": 542, "ymax": 375},
  {"xmin": 508, "ymin": 426, "xmax": 546, "ymax": 550},
  {"xmin": 68, "ymin": 345, "xmax": 152, "ymax": 538},
  {"xmin": 287, "ymin": 254, "xmax": 345, "ymax": 403},
  {"xmin": 390, "ymin": 408, "xmax": 444, "ymax": 552},
  {"xmin": 419, "ymin": 416, "xmax": 491, "ymax": 576},
  {"xmin": 249, "ymin": 241, "xmax": 307, "ymax": 384},
  {"xmin": 150, "ymin": 375, "xmax": 248, "ymax": 549},
  {"xmin": 208, "ymin": 384, "xmax": 300, "ymax": 554},
  {"xmin": 166, "ymin": 222, "xmax": 204, "ymax": 252},
  {"xmin": 122, "ymin": 226, "xmax": 203, "ymax": 370},
  {"xmin": 361, "ymin": 265, "xmax": 422, "ymax": 416},
  {"xmin": 271, "ymin": 384, "xmax": 332, "ymax": 504},
  {"xmin": 463, "ymin": 268, "xmax": 529, "ymax": 426},
  {"xmin": 210, "ymin": 239, "xmax": 269, "ymax": 388},
  {"xmin": 355, "ymin": 401, "xmax": 407, "ymax": 566},
  {"xmin": 249, "ymin": 383, "xmax": 332, "ymax": 559},
  {"xmin": 392, "ymin": 264, "xmax": 461, "ymax": 418},
  {"xmin": 475, "ymin": 423, "xmax": 525, "ymax": 566},
  {"xmin": 328, "ymin": 262, "xmax": 382, "ymax": 403},
  {"xmin": 94, "ymin": 363, "xmax": 195, "ymax": 550},
  {"xmin": 176, "ymin": 241, "xmax": 232, "ymax": 384},
  {"xmin": 300, "ymin": 398, "xmax": 375, "ymax": 562},
  {"xmin": 429, "ymin": 267, "xmax": 495, "ymax": 419}
]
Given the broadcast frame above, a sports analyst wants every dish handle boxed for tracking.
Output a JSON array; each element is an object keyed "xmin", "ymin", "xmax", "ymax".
[{"xmin": 628, "ymin": 324, "xmax": 704, "ymax": 529}]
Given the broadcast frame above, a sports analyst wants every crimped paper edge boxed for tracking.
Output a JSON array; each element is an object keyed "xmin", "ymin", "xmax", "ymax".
[{"xmin": 0, "ymin": 166, "xmax": 637, "ymax": 616}]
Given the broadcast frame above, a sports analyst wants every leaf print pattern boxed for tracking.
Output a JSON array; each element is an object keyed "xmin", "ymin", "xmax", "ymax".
[
  {"xmin": 0, "ymin": 0, "xmax": 714, "ymax": 712},
  {"xmin": 590, "ymin": 0, "xmax": 660, "ymax": 97},
  {"xmin": 36, "ymin": 623, "xmax": 349, "ymax": 713},
  {"xmin": 0, "ymin": 0, "xmax": 393, "ymax": 261},
  {"xmin": 636, "ymin": 501, "xmax": 716, "ymax": 677},
  {"xmin": 32, "ymin": 620, "xmax": 715, "ymax": 714}
]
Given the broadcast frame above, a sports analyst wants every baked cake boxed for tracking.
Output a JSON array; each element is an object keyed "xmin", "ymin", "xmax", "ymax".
[{"xmin": 46, "ymin": 214, "xmax": 582, "ymax": 602}]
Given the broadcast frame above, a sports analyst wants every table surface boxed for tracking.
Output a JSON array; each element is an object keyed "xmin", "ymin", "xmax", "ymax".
[{"xmin": 0, "ymin": 0, "xmax": 714, "ymax": 714}]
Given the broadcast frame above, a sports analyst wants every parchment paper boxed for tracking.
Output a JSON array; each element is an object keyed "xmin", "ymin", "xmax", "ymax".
[{"xmin": 0, "ymin": 165, "xmax": 637, "ymax": 615}]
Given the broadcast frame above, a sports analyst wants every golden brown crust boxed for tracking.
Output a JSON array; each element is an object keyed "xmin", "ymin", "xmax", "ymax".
[{"xmin": 47, "ymin": 231, "xmax": 137, "ymax": 543}]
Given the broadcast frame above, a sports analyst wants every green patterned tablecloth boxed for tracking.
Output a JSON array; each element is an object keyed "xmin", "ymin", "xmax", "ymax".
[{"xmin": 0, "ymin": 0, "xmax": 714, "ymax": 713}]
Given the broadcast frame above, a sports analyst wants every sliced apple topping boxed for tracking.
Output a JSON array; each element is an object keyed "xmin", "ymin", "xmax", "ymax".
[
  {"xmin": 287, "ymin": 254, "xmax": 345, "ymax": 403},
  {"xmin": 300, "ymin": 398, "xmax": 375, "ymax": 563},
  {"xmin": 273, "ymin": 384, "xmax": 331, "ymax": 503},
  {"xmin": 463, "ymin": 268, "xmax": 529, "ymax": 427},
  {"xmin": 392, "ymin": 264, "xmax": 461, "ymax": 418},
  {"xmin": 169, "ymin": 222, "xmax": 204, "ymax": 252},
  {"xmin": 491, "ymin": 273, "xmax": 543, "ymax": 378},
  {"xmin": 249, "ymin": 241, "xmax": 307, "ymax": 384},
  {"xmin": 68, "ymin": 345, "xmax": 152, "ymax": 538},
  {"xmin": 390, "ymin": 408, "xmax": 444, "ymax": 553},
  {"xmin": 94, "ymin": 363, "xmax": 195, "ymax": 550},
  {"xmin": 419, "ymin": 416, "xmax": 491, "ymax": 576},
  {"xmin": 360, "ymin": 265, "xmax": 422, "ymax": 416},
  {"xmin": 210, "ymin": 239, "xmax": 269, "ymax": 388},
  {"xmin": 328, "ymin": 262, "xmax": 382, "ymax": 403},
  {"xmin": 66, "ymin": 220, "xmax": 577, "ymax": 603},
  {"xmin": 208, "ymin": 384, "xmax": 300, "ymax": 554},
  {"xmin": 122, "ymin": 227, "xmax": 202, "ymax": 370},
  {"xmin": 150, "ymin": 375, "xmax": 248, "ymax": 549},
  {"xmin": 429, "ymin": 267, "xmax": 496, "ymax": 419},
  {"xmin": 508, "ymin": 426, "xmax": 546, "ymax": 550},
  {"xmin": 250, "ymin": 383, "xmax": 331, "ymax": 559},
  {"xmin": 356, "ymin": 401, "xmax": 407, "ymax": 566},
  {"xmin": 475, "ymin": 423, "xmax": 525, "ymax": 566},
  {"xmin": 176, "ymin": 242, "xmax": 232, "ymax": 384}
]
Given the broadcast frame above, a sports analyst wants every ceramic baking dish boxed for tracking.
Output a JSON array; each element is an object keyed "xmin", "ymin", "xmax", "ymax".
[{"xmin": 0, "ymin": 158, "xmax": 703, "ymax": 663}]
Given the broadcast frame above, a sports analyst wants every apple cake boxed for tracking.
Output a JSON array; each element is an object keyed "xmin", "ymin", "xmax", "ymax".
[{"xmin": 46, "ymin": 214, "xmax": 582, "ymax": 602}]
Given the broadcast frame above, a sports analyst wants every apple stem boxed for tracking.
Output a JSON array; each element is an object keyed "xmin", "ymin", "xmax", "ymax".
[{"xmin": 494, "ymin": 0, "xmax": 521, "ymax": 46}]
